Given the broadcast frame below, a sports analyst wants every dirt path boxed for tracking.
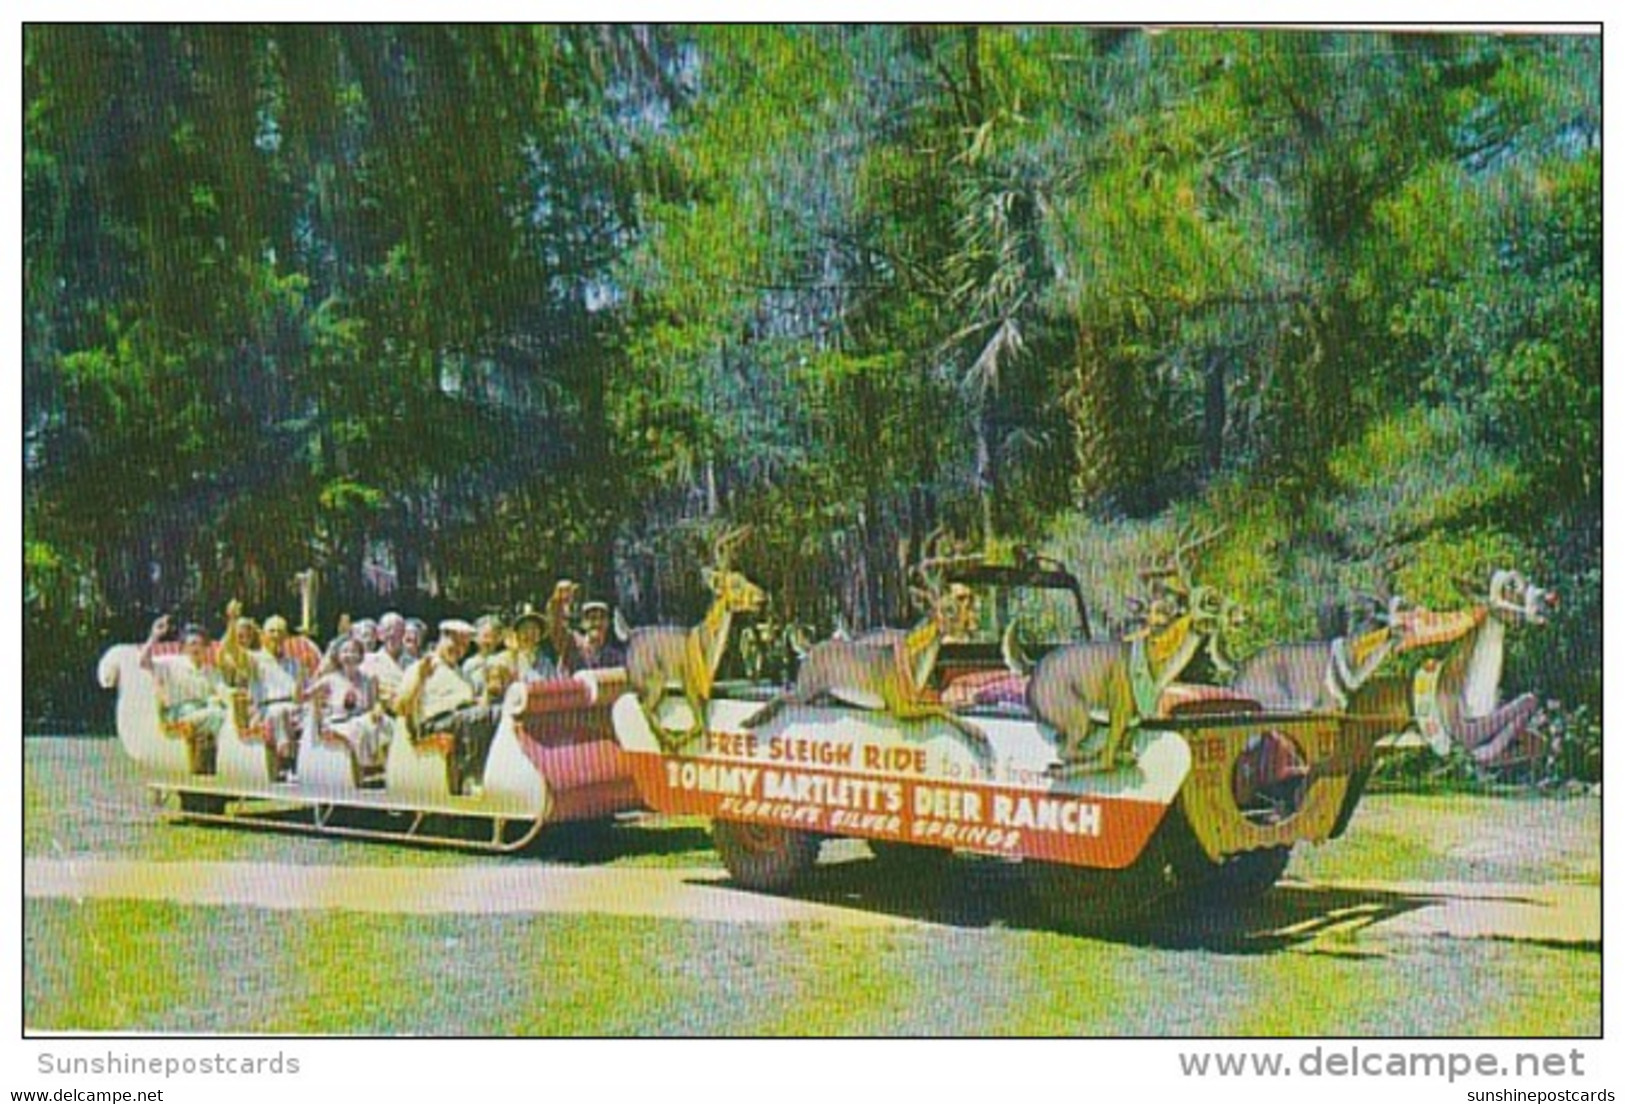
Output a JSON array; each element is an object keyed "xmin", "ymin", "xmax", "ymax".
[{"xmin": 24, "ymin": 856, "xmax": 1600, "ymax": 945}]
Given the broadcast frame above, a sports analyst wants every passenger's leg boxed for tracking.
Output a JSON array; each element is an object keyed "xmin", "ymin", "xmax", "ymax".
[
  {"xmin": 449, "ymin": 706, "xmax": 501, "ymax": 795},
  {"xmin": 173, "ymin": 702, "xmax": 225, "ymax": 773}
]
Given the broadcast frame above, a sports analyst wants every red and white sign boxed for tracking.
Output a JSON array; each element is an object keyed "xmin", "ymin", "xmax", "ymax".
[{"xmin": 614, "ymin": 696, "xmax": 1181, "ymax": 868}]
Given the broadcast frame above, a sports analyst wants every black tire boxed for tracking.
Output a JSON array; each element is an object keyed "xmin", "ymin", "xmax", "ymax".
[
  {"xmin": 1189, "ymin": 846, "xmax": 1293, "ymax": 908},
  {"xmin": 1025, "ymin": 810, "xmax": 1212, "ymax": 932},
  {"xmin": 712, "ymin": 819, "xmax": 821, "ymax": 891}
]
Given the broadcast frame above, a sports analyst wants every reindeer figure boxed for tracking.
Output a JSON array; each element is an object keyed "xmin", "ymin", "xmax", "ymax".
[
  {"xmin": 625, "ymin": 527, "xmax": 766, "ymax": 750},
  {"xmin": 1406, "ymin": 568, "xmax": 1557, "ymax": 769},
  {"xmin": 740, "ymin": 533, "xmax": 993, "ymax": 761},
  {"xmin": 1233, "ymin": 587, "xmax": 1413, "ymax": 713},
  {"xmin": 1227, "ymin": 588, "xmax": 1411, "ymax": 821},
  {"xmin": 1026, "ymin": 528, "xmax": 1239, "ymax": 776}
]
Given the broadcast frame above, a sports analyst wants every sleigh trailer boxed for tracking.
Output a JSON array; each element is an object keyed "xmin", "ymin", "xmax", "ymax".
[{"xmin": 98, "ymin": 643, "xmax": 640, "ymax": 852}]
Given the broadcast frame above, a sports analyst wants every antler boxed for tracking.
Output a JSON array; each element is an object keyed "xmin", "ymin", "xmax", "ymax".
[
  {"xmin": 909, "ymin": 527, "xmax": 949, "ymax": 590},
  {"xmin": 1139, "ymin": 524, "xmax": 1225, "ymax": 593},
  {"xmin": 1172, "ymin": 524, "xmax": 1225, "ymax": 580},
  {"xmin": 710, "ymin": 525, "xmax": 753, "ymax": 570}
]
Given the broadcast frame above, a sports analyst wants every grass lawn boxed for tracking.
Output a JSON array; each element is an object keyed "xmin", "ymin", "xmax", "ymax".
[
  {"xmin": 24, "ymin": 898, "xmax": 1600, "ymax": 1036},
  {"xmin": 24, "ymin": 737, "xmax": 1601, "ymax": 1036}
]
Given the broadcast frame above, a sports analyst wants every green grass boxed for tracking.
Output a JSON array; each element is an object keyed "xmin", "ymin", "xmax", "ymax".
[
  {"xmin": 25, "ymin": 898, "xmax": 1599, "ymax": 1036},
  {"xmin": 1225, "ymin": 941, "xmax": 1598, "ymax": 1036},
  {"xmin": 25, "ymin": 738, "xmax": 1600, "ymax": 1037},
  {"xmin": 1292, "ymin": 793, "xmax": 1601, "ymax": 886}
]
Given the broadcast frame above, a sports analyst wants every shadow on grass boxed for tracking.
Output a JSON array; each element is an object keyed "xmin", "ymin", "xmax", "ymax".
[
  {"xmin": 698, "ymin": 854, "xmax": 1454, "ymax": 954},
  {"xmin": 522, "ymin": 818, "xmax": 716, "ymax": 865},
  {"xmin": 157, "ymin": 803, "xmax": 717, "ymax": 864}
]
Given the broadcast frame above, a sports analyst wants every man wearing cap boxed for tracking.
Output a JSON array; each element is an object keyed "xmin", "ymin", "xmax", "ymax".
[{"xmin": 395, "ymin": 619, "xmax": 499, "ymax": 795}]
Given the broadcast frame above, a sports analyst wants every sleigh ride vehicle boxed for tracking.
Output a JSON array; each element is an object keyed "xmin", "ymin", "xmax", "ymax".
[
  {"xmin": 95, "ymin": 584, "xmax": 640, "ymax": 852},
  {"xmin": 612, "ymin": 534, "xmax": 1542, "ymax": 925}
]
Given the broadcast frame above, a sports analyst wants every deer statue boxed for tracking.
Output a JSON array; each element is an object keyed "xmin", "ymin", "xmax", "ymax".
[
  {"xmin": 1226, "ymin": 587, "xmax": 1413, "ymax": 820},
  {"xmin": 625, "ymin": 527, "xmax": 766, "ymax": 750},
  {"xmin": 1025, "ymin": 527, "xmax": 1240, "ymax": 776},
  {"xmin": 1232, "ymin": 586, "xmax": 1414, "ymax": 714},
  {"xmin": 740, "ymin": 532, "xmax": 994, "ymax": 763},
  {"xmin": 1406, "ymin": 568, "xmax": 1557, "ymax": 769}
]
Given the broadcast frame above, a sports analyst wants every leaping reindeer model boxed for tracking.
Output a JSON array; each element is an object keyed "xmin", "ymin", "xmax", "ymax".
[
  {"xmin": 740, "ymin": 533, "xmax": 993, "ymax": 762},
  {"xmin": 1026, "ymin": 528, "xmax": 1240, "ymax": 776},
  {"xmin": 1232, "ymin": 589, "xmax": 1413, "ymax": 713},
  {"xmin": 1411, "ymin": 568, "xmax": 1557, "ymax": 769},
  {"xmin": 625, "ymin": 527, "xmax": 766, "ymax": 750}
]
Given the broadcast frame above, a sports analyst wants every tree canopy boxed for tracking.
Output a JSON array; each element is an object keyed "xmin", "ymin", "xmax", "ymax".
[{"xmin": 24, "ymin": 26, "xmax": 1600, "ymax": 744}]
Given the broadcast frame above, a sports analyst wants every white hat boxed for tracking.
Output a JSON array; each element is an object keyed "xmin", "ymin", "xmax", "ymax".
[{"xmin": 439, "ymin": 618, "xmax": 476, "ymax": 636}]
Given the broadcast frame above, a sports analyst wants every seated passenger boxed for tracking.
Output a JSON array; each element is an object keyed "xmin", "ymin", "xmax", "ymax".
[
  {"xmin": 351, "ymin": 618, "xmax": 379, "ymax": 654},
  {"xmin": 307, "ymin": 637, "xmax": 390, "ymax": 776},
  {"xmin": 325, "ymin": 613, "xmax": 354, "ymax": 669},
  {"xmin": 505, "ymin": 609, "xmax": 559, "ymax": 684},
  {"xmin": 402, "ymin": 617, "xmax": 428, "ymax": 665},
  {"xmin": 139, "ymin": 616, "xmax": 228, "ymax": 770},
  {"xmin": 394, "ymin": 619, "xmax": 499, "ymax": 795},
  {"xmin": 220, "ymin": 603, "xmax": 309, "ymax": 779},
  {"xmin": 219, "ymin": 610, "xmax": 262, "ymax": 686},
  {"xmin": 561, "ymin": 600, "xmax": 627, "ymax": 674},
  {"xmin": 461, "ymin": 614, "xmax": 506, "ymax": 698},
  {"xmin": 361, "ymin": 612, "xmax": 408, "ymax": 710}
]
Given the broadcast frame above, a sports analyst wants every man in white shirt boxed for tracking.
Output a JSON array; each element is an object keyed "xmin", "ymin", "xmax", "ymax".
[
  {"xmin": 395, "ymin": 620, "xmax": 499, "ymax": 795},
  {"xmin": 361, "ymin": 612, "xmax": 408, "ymax": 710},
  {"xmin": 139, "ymin": 616, "xmax": 227, "ymax": 773},
  {"xmin": 461, "ymin": 614, "xmax": 507, "ymax": 699}
]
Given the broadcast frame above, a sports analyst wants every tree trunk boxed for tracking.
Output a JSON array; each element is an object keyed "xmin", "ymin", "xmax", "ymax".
[
  {"xmin": 1204, "ymin": 348, "xmax": 1227, "ymax": 475},
  {"xmin": 975, "ymin": 400, "xmax": 998, "ymax": 551}
]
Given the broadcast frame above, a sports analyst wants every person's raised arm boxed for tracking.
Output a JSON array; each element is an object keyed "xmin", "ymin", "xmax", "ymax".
[
  {"xmin": 394, "ymin": 652, "xmax": 433, "ymax": 722},
  {"xmin": 546, "ymin": 581, "xmax": 583, "ymax": 668},
  {"xmin": 138, "ymin": 615, "xmax": 171, "ymax": 672},
  {"xmin": 217, "ymin": 599, "xmax": 249, "ymax": 685}
]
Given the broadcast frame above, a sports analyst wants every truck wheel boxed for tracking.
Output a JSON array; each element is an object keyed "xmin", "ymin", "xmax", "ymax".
[
  {"xmin": 867, "ymin": 839, "xmax": 952, "ymax": 873},
  {"xmin": 1025, "ymin": 812, "xmax": 1207, "ymax": 933},
  {"xmin": 712, "ymin": 819, "xmax": 820, "ymax": 891},
  {"xmin": 1192, "ymin": 846, "xmax": 1293, "ymax": 907}
]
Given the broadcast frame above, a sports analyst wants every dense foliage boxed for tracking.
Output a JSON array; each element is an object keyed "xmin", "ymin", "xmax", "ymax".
[{"xmin": 24, "ymin": 26, "xmax": 1600, "ymax": 768}]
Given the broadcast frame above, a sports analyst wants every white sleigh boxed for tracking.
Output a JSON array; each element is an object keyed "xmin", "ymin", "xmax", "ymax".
[{"xmin": 98, "ymin": 641, "xmax": 639, "ymax": 851}]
